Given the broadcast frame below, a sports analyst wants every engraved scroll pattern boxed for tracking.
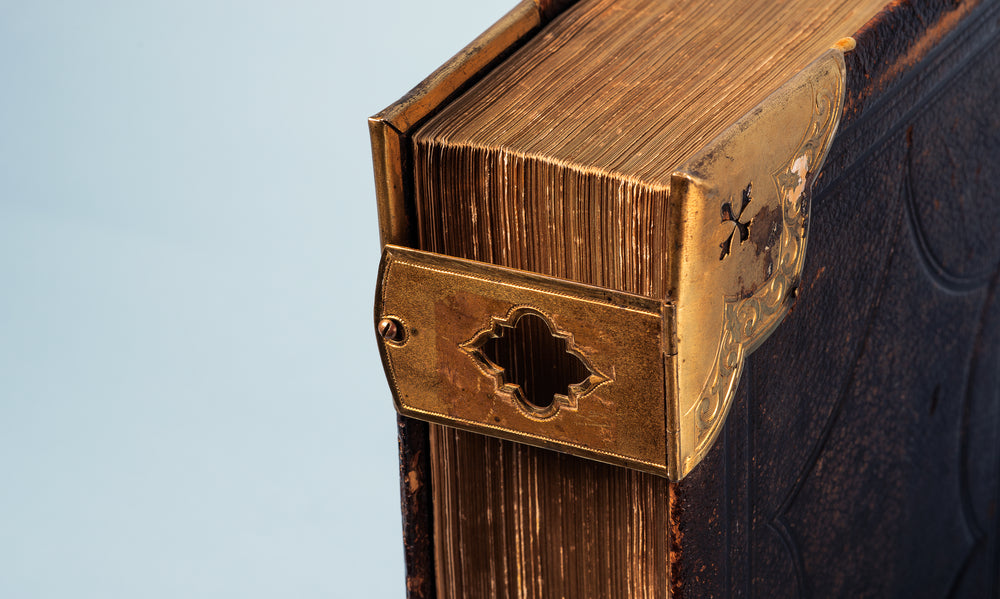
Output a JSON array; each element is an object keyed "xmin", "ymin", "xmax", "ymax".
[{"xmin": 693, "ymin": 78, "xmax": 843, "ymax": 449}]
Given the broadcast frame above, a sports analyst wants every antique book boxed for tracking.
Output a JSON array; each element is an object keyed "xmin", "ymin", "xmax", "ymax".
[{"xmin": 370, "ymin": 0, "xmax": 1000, "ymax": 596}]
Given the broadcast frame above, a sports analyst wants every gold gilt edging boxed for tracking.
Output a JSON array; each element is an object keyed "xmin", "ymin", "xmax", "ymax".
[{"xmin": 684, "ymin": 53, "xmax": 846, "ymax": 475}]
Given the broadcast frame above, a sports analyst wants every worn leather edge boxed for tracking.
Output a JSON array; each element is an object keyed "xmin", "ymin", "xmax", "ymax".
[{"xmin": 395, "ymin": 416, "xmax": 435, "ymax": 599}]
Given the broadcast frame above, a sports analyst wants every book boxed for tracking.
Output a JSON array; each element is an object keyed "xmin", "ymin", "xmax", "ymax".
[{"xmin": 370, "ymin": 0, "xmax": 1000, "ymax": 596}]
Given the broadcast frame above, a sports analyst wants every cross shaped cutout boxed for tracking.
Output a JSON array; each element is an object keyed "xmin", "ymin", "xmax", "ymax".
[{"xmin": 719, "ymin": 182, "xmax": 753, "ymax": 260}]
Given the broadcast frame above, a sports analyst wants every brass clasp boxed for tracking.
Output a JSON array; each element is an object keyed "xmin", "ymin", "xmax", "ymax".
[{"xmin": 376, "ymin": 245, "xmax": 675, "ymax": 476}]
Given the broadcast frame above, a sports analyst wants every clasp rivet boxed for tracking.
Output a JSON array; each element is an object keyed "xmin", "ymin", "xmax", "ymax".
[{"xmin": 378, "ymin": 317, "xmax": 404, "ymax": 343}]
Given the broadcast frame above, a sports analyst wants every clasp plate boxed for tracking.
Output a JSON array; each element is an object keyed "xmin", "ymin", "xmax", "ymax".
[{"xmin": 376, "ymin": 245, "xmax": 675, "ymax": 476}]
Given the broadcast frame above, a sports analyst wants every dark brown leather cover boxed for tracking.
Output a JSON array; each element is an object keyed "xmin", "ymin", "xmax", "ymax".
[{"xmin": 672, "ymin": 1, "xmax": 1000, "ymax": 596}]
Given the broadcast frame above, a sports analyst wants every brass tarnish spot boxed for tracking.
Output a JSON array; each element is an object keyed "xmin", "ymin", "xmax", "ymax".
[{"xmin": 461, "ymin": 306, "xmax": 610, "ymax": 419}]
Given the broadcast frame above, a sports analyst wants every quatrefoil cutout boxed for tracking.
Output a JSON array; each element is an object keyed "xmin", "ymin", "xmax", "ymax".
[{"xmin": 461, "ymin": 307, "xmax": 609, "ymax": 419}]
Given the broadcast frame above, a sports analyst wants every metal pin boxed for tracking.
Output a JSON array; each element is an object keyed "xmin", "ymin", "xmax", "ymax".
[{"xmin": 378, "ymin": 318, "xmax": 403, "ymax": 342}]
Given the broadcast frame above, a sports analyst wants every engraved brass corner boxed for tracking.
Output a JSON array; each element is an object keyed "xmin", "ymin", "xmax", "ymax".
[
  {"xmin": 374, "ymin": 50, "xmax": 846, "ymax": 480},
  {"xmin": 667, "ymin": 49, "xmax": 846, "ymax": 479}
]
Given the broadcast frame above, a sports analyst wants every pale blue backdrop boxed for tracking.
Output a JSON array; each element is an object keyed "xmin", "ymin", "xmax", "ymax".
[{"xmin": 0, "ymin": 1, "xmax": 510, "ymax": 596}]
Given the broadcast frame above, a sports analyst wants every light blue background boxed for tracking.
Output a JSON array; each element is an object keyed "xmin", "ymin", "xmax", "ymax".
[{"xmin": 0, "ymin": 1, "xmax": 510, "ymax": 596}]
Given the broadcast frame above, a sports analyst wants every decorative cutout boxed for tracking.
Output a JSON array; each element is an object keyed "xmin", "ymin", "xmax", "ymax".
[
  {"xmin": 462, "ymin": 307, "xmax": 609, "ymax": 419},
  {"xmin": 720, "ymin": 183, "xmax": 754, "ymax": 260}
]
